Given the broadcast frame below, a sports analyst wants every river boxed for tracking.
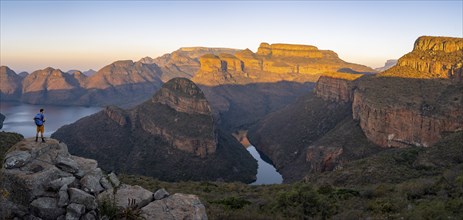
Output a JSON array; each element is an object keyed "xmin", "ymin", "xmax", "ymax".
[{"xmin": 0, "ymin": 101, "xmax": 283, "ymax": 184}]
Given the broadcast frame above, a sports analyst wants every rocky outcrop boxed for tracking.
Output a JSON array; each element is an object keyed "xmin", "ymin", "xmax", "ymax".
[
  {"xmin": 352, "ymin": 77, "xmax": 463, "ymax": 148},
  {"xmin": 314, "ymin": 73, "xmax": 363, "ymax": 102},
  {"xmin": 0, "ymin": 138, "xmax": 208, "ymax": 220},
  {"xmin": 0, "ymin": 66, "xmax": 23, "ymax": 100},
  {"xmin": 257, "ymin": 43, "xmax": 322, "ymax": 58},
  {"xmin": 152, "ymin": 78, "xmax": 212, "ymax": 115},
  {"xmin": 390, "ymin": 36, "xmax": 463, "ymax": 80},
  {"xmin": 137, "ymin": 78, "xmax": 217, "ymax": 157},
  {"xmin": 141, "ymin": 47, "xmax": 241, "ymax": 82},
  {"xmin": 52, "ymin": 78, "xmax": 257, "ymax": 183}
]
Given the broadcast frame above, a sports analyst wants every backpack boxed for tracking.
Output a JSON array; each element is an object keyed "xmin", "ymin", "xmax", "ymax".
[{"xmin": 34, "ymin": 113, "xmax": 43, "ymax": 126}]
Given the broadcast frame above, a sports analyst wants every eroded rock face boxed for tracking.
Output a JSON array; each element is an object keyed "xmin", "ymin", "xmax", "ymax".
[
  {"xmin": 352, "ymin": 36, "xmax": 463, "ymax": 148},
  {"xmin": 193, "ymin": 42, "xmax": 375, "ymax": 86},
  {"xmin": 352, "ymin": 79, "xmax": 463, "ymax": 148},
  {"xmin": 138, "ymin": 78, "xmax": 217, "ymax": 157},
  {"xmin": 151, "ymin": 78, "xmax": 212, "ymax": 115},
  {"xmin": 141, "ymin": 47, "xmax": 241, "ymax": 82},
  {"xmin": 392, "ymin": 36, "xmax": 463, "ymax": 81},
  {"xmin": 0, "ymin": 138, "xmax": 208, "ymax": 220},
  {"xmin": 314, "ymin": 73, "xmax": 363, "ymax": 102}
]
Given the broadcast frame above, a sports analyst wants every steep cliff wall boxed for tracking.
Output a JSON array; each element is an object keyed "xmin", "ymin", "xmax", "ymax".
[
  {"xmin": 352, "ymin": 36, "xmax": 463, "ymax": 148},
  {"xmin": 353, "ymin": 75, "xmax": 463, "ymax": 148},
  {"xmin": 390, "ymin": 36, "xmax": 463, "ymax": 81},
  {"xmin": 193, "ymin": 42, "xmax": 375, "ymax": 86},
  {"xmin": 314, "ymin": 73, "xmax": 363, "ymax": 102}
]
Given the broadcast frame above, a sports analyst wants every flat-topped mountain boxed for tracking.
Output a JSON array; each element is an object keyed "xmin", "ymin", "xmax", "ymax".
[
  {"xmin": 52, "ymin": 78, "xmax": 257, "ymax": 183},
  {"xmin": 140, "ymin": 47, "xmax": 241, "ymax": 82},
  {"xmin": 193, "ymin": 42, "xmax": 375, "ymax": 86},
  {"xmin": 384, "ymin": 36, "xmax": 463, "ymax": 80}
]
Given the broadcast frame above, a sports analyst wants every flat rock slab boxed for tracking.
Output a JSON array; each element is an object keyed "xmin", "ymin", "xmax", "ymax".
[
  {"xmin": 141, "ymin": 193, "xmax": 207, "ymax": 220},
  {"xmin": 98, "ymin": 184, "xmax": 153, "ymax": 209}
]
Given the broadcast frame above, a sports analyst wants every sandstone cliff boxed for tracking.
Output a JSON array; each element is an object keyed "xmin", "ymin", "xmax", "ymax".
[
  {"xmin": 353, "ymin": 75, "xmax": 463, "ymax": 148},
  {"xmin": 352, "ymin": 36, "xmax": 463, "ymax": 148},
  {"xmin": 52, "ymin": 78, "xmax": 257, "ymax": 183},
  {"xmin": 193, "ymin": 42, "xmax": 375, "ymax": 86},
  {"xmin": 0, "ymin": 138, "xmax": 207, "ymax": 220},
  {"xmin": 141, "ymin": 47, "xmax": 241, "ymax": 82},
  {"xmin": 0, "ymin": 66, "xmax": 23, "ymax": 100},
  {"xmin": 385, "ymin": 36, "xmax": 463, "ymax": 81},
  {"xmin": 314, "ymin": 72, "xmax": 363, "ymax": 102}
]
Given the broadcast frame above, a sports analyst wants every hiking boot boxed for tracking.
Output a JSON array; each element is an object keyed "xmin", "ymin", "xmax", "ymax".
[
  {"xmin": 35, "ymin": 137, "xmax": 38, "ymax": 142},
  {"xmin": 41, "ymin": 138, "xmax": 46, "ymax": 143}
]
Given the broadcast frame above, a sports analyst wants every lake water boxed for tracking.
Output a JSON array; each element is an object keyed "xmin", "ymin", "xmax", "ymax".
[
  {"xmin": 0, "ymin": 101, "xmax": 283, "ymax": 184},
  {"xmin": 0, "ymin": 101, "xmax": 101, "ymax": 137},
  {"xmin": 247, "ymin": 146, "xmax": 283, "ymax": 185}
]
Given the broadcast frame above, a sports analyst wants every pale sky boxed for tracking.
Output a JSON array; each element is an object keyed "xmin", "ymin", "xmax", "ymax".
[{"xmin": 1, "ymin": 0, "xmax": 462, "ymax": 73}]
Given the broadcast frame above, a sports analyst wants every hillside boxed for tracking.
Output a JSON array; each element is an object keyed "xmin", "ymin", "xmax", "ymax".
[
  {"xmin": 51, "ymin": 78, "xmax": 257, "ymax": 183},
  {"xmin": 248, "ymin": 36, "xmax": 463, "ymax": 183}
]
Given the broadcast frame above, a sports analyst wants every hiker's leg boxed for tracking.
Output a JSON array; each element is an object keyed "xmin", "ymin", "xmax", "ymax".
[{"xmin": 35, "ymin": 127, "xmax": 39, "ymax": 142}]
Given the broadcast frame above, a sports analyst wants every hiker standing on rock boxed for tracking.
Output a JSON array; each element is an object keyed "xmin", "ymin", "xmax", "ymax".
[{"xmin": 34, "ymin": 108, "xmax": 46, "ymax": 142}]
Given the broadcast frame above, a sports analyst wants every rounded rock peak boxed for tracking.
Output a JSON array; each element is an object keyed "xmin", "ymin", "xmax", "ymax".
[
  {"xmin": 160, "ymin": 77, "xmax": 205, "ymax": 99},
  {"xmin": 151, "ymin": 77, "xmax": 211, "ymax": 115}
]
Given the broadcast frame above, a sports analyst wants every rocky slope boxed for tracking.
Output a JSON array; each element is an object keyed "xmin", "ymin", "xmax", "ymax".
[
  {"xmin": 141, "ymin": 47, "xmax": 241, "ymax": 82},
  {"xmin": 0, "ymin": 137, "xmax": 207, "ymax": 220},
  {"xmin": 52, "ymin": 78, "xmax": 257, "ymax": 183},
  {"xmin": 0, "ymin": 66, "xmax": 23, "ymax": 100}
]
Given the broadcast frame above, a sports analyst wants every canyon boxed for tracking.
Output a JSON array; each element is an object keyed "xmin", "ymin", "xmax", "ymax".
[
  {"xmin": 51, "ymin": 78, "xmax": 257, "ymax": 183},
  {"xmin": 248, "ymin": 36, "xmax": 463, "ymax": 182}
]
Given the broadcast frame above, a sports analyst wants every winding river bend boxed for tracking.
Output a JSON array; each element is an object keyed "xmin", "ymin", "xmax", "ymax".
[{"xmin": 246, "ymin": 146, "xmax": 283, "ymax": 185}]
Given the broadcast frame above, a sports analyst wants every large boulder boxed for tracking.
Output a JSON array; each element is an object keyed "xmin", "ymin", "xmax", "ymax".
[{"xmin": 0, "ymin": 138, "xmax": 208, "ymax": 219}]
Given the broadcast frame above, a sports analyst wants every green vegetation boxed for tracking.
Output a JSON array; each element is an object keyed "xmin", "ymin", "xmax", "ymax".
[
  {"xmin": 120, "ymin": 171, "xmax": 463, "ymax": 219},
  {"xmin": 120, "ymin": 132, "xmax": 463, "ymax": 219}
]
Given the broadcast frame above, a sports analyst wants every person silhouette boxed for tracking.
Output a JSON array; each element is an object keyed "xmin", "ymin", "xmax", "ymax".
[{"xmin": 33, "ymin": 108, "xmax": 46, "ymax": 142}]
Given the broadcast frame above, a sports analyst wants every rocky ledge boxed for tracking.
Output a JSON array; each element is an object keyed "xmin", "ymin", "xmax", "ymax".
[{"xmin": 0, "ymin": 138, "xmax": 207, "ymax": 220}]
